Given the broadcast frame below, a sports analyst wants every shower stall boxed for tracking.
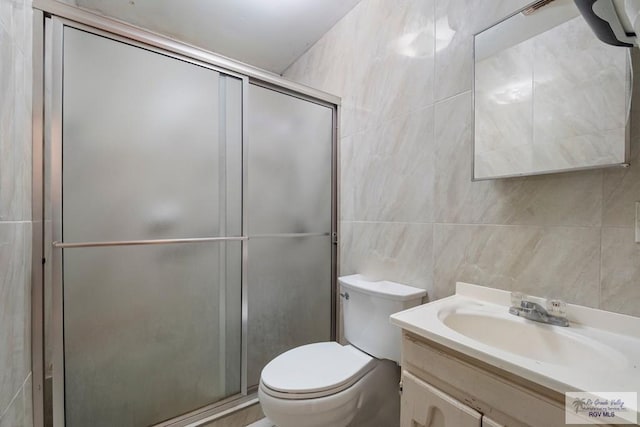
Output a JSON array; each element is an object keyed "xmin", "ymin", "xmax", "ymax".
[{"xmin": 34, "ymin": 4, "xmax": 338, "ymax": 426}]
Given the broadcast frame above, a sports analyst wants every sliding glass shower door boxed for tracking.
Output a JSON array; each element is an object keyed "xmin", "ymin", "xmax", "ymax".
[
  {"xmin": 247, "ymin": 85, "xmax": 334, "ymax": 387},
  {"xmin": 46, "ymin": 18, "xmax": 337, "ymax": 427},
  {"xmin": 57, "ymin": 27, "xmax": 243, "ymax": 426}
]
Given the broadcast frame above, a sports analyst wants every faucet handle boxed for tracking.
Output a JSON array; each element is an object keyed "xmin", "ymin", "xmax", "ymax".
[
  {"xmin": 546, "ymin": 299, "xmax": 567, "ymax": 317},
  {"xmin": 510, "ymin": 292, "xmax": 526, "ymax": 307}
]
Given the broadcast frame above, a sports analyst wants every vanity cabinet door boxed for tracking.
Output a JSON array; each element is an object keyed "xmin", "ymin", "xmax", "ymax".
[
  {"xmin": 482, "ymin": 417, "xmax": 505, "ymax": 427},
  {"xmin": 401, "ymin": 371, "xmax": 482, "ymax": 427}
]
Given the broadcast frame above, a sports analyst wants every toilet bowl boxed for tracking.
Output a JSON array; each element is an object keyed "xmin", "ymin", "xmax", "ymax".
[
  {"xmin": 259, "ymin": 342, "xmax": 375, "ymax": 427},
  {"xmin": 259, "ymin": 275, "xmax": 426, "ymax": 427}
]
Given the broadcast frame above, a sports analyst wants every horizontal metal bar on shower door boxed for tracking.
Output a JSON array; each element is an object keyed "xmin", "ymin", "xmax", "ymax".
[
  {"xmin": 248, "ymin": 232, "xmax": 331, "ymax": 239},
  {"xmin": 52, "ymin": 236, "xmax": 249, "ymax": 248}
]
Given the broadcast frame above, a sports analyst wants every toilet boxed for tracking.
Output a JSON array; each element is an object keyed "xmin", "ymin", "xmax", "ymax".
[{"xmin": 258, "ymin": 274, "xmax": 426, "ymax": 427}]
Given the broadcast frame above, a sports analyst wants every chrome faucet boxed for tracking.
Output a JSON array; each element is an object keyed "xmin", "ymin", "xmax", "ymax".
[{"xmin": 509, "ymin": 293, "xmax": 569, "ymax": 327}]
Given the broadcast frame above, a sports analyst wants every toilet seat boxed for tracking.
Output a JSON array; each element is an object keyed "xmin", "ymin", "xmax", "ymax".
[{"xmin": 260, "ymin": 342, "xmax": 375, "ymax": 400}]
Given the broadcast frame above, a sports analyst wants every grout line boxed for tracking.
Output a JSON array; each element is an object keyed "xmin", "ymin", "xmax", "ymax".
[
  {"xmin": 599, "ymin": 164, "xmax": 605, "ymax": 310},
  {"xmin": 341, "ymin": 220, "xmax": 604, "ymax": 229},
  {"xmin": 431, "ymin": 222, "xmax": 436, "ymax": 293},
  {"xmin": 599, "ymin": 225, "xmax": 637, "ymax": 230},
  {"xmin": 431, "ymin": 222, "xmax": 602, "ymax": 229},
  {"xmin": 340, "ymin": 101, "xmax": 437, "ymax": 140},
  {"xmin": 434, "ymin": 89, "xmax": 472, "ymax": 106},
  {"xmin": 598, "ymin": 226, "xmax": 604, "ymax": 310},
  {"xmin": 432, "ymin": 0, "xmax": 436, "ymax": 105},
  {"xmin": 431, "ymin": 28, "xmax": 438, "ymax": 292}
]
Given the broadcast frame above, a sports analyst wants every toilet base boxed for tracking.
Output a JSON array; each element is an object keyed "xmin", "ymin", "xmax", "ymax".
[{"xmin": 346, "ymin": 359, "xmax": 400, "ymax": 427}]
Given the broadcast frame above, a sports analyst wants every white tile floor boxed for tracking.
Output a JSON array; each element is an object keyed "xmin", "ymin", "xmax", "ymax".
[{"xmin": 246, "ymin": 418, "xmax": 274, "ymax": 427}]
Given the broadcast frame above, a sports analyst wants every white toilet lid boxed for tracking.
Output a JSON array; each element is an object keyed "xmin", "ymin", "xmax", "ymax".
[{"xmin": 261, "ymin": 342, "xmax": 374, "ymax": 396}]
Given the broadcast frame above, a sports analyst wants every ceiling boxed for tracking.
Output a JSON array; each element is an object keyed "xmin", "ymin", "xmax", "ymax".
[{"xmin": 70, "ymin": 0, "xmax": 362, "ymax": 74}]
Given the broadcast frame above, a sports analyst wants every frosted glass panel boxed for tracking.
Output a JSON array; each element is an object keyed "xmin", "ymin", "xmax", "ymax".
[
  {"xmin": 60, "ymin": 27, "xmax": 244, "ymax": 426},
  {"xmin": 248, "ymin": 85, "xmax": 333, "ymax": 235},
  {"xmin": 62, "ymin": 27, "xmax": 242, "ymax": 242},
  {"xmin": 247, "ymin": 236, "xmax": 332, "ymax": 386},
  {"xmin": 63, "ymin": 242, "xmax": 242, "ymax": 427}
]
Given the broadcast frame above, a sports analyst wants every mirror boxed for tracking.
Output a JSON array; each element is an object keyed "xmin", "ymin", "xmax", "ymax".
[{"xmin": 473, "ymin": 0, "xmax": 631, "ymax": 180}]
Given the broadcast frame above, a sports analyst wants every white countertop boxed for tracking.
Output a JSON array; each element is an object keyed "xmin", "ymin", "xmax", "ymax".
[{"xmin": 390, "ymin": 283, "xmax": 640, "ymax": 397}]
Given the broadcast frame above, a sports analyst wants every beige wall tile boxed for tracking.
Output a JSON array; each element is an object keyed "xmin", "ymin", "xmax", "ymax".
[
  {"xmin": 434, "ymin": 91, "xmax": 603, "ymax": 227},
  {"xmin": 0, "ymin": 7, "xmax": 31, "ymax": 222},
  {"xmin": 341, "ymin": 106, "xmax": 435, "ymax": 222},
  {"xmin": 340, "ymin": 221, "xmax": 434, "ymax": 297},
  {"xmin": 433, "ymin": 0, "xmax": 531, "ymax": 101},
  {"xmin": 22, "ymin": 374, "xmax": 32, "ymax": 427},
  {"xmin": 602, "ymin": 64, "xmax": 640, "ymax": 228},
  {"xmin": 0, "ymin": 381, "xmax": 24, "ymax": 427},
  {"xmin": 601, "ymin": 226, "xmax": 640, "ymax": 317},
  {"xmin": 0, "ymin": 374, "xmax": 33, "ymax": 427},
  {"xmin": 0, "ymin": 222, "xmax": 31, "ymax": 415},
  {"xmin": 285, "ymin": 0, "xmax": 435, "ymax": 138},
  {"xmin": 0, "ymin": 0, "xmax": 33, "ymax": 424},
  {"xmin": 603, "ymin": 152, "xmax": 640, "ymax": 228},
  {"xmin": 598, "ymin": 50, "xmax": 640, "ymax": 228},
  {"xmin": 433, "ymin": 224, "xmax": 601, "ymax": 306},
  {"xmin": 284, "ymin": 0, "xmax": 632, "ymax": 317}
]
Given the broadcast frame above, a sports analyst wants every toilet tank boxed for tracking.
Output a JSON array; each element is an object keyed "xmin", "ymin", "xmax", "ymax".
[{"xmin": 339, "ymin": 274, "xmax": 426, "ymax": 363}]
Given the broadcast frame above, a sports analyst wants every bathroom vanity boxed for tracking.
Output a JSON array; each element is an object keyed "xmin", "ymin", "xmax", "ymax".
[{"xmin": 391, "ymin": 284, "xmax": 640, "ymax": 427}]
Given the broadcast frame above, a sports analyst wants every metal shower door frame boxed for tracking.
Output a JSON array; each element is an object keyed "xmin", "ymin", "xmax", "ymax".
[
  {"xmin": 34, "ymin": 3, "xmax": 340, "ymax": 426},
  {"xmin": 45, "ymin": 16, "xmax": 253, "ymax": 427}
]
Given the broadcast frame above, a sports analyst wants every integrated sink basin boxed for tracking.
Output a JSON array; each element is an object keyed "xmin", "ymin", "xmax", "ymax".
[
  {"xmin": 390, "ymin": 282, "xmax": 640, "ymax": 398},
  {"xmin": 439, "ymin": 308, "xmax": 627, "ymax": 368}
]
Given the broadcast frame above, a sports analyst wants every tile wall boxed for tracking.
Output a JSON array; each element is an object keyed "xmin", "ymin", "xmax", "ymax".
[
  {"xmin": 0, "ymin": 0, "xmax": 33, "ymax": 425},
  {"xmin": 284, "ymin": 0, "xmax": 640, "ymax": 316},
  {"xmin": 1, "ymin": 1, "xmax": 639, "ymax": 425}
]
